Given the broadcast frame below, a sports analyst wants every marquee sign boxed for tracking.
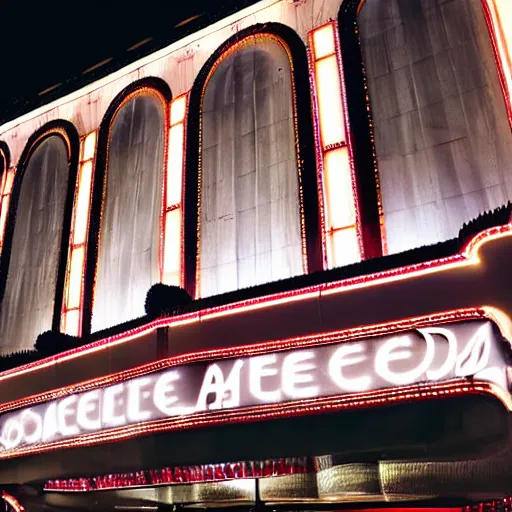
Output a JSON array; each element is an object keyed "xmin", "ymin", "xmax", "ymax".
[{"xmin": 0, "ymin": 320, "xmax": 509, "ymax": 454}]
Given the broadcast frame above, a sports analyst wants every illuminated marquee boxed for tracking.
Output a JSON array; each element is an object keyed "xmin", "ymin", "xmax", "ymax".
[{"xmin": 0, "ymin": 320, "xmax": 508, "ymax": 453}]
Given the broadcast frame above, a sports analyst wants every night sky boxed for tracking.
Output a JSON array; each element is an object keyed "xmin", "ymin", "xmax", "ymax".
[{"xmin": 0, "ymin": 0, "xmax": 259, "ymax": 125}]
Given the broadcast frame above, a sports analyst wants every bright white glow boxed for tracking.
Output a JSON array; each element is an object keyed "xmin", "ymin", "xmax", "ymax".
[
  {"xmin": 0, "ymin": 196, "xmax": 10, "ymax": 244},
  {"xmin": 73, "ymin": 161, "xmax": 93, "ymax": 246},
  {"xmin": 281, "ymin": 351, "xmax": 319, "ymax": 399},
  {"xmin": 249, "ymin": 355, "xmax": 281, "ymax": 402},
  {"xmin": 153, "ymin": 371, "xmax": 180, "ymax": 415},
  {"xmin": 102, "ymin": 384, "xmax": 126, "ymax": 427},
  {"xmin": 66, "ymin": 247, "xmax": 85, "ymax": 310},
  {"xmin": 312, "ymin": 23, "xmax": 335, "ymax": 60},
  {"xmin": 127, "ymin": 377, "xmax": 153, "ymax": 422},
  {"xmin": 3, "ymin": 172, "xmax": 14, "ymax": 195},
  {"xmin": 166, "ymin": 124, "xmax": 184, "ymax": 207},
  {"xmin": 20, "ymin": 409, "xmax": 43, "ymax": 444},
  {"xmin": 57, "ymin": 395, "xmax": 80, "ymax": 436},
  {"xmin": 77, "ymin": 389, "xmax": 101, "ymax": 431},
  {"xmin": 328, "ymin": 343, "xmax": 372, "ymax": 391},
  {"xmin": 196, "ymin": 361, "xmax": 243, "ymax": 411},
  {"xmin": 82, "ymin": 131, "xmax": 97, "ymax": 161},
  {"xmin": 323, "ymin": 147, "xmax": 356, "ymax": 230},
  {"xmin": 63, "ymin": 309, "xmax": 81, "ymax": 337},
  {"xmin": 170, "ymin": 96, "xmax": 187, "ymax": 126},
  {"xmin": 330, "ymin": 227, "xmax": 360, "ymax": 268},
  {"xmin": 375, "ymin": 335, "xmax": 435, "ymax": 386},
  {"xmin": 163, "ymin": 209, "xmax": 182, "ymax": 284},
  {"xmin": 315, "ymin": 55, "xmax": 345, "ymax": 148},
  {"xmin": 420, "ymin": 327, "xmax": 457, "ymax": 381}
]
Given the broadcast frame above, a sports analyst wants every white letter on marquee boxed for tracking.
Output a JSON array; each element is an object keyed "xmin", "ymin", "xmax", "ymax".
[
  {"xmin": 58, "ymin": 395, "xmax": 80, "ymax": 436},
  {"xmin": 375, "ymin": 335, "xmax": 435, "ymax": 386},
  {"xmin": 21, "ymin": 409, "xmax": 43, "ymax": 444},
  {"xmin": 103, "ymin": 383, "xmax": 126, "ymax": 427},
  {"xmin": 328, "ymin": 343, "xmax": 371, "ymax": 392},
  {"xmin": 250, "ymin": 355, "xmax": 281, "ymax": 402},
  {"xmin": 77, "ymin": 389, "xmax": 101, "ymax": 431},
  {"xmin": 282, "ymin": 351, "xmax": 319, "ymax": 399},
  {"xmin": 154, "ymin": 371, "xmax": 180, "ymax": 415},
  {"xmin": 127, "ymin": 377, "xmax": 153, "ymax": 422},
  {"xmin": 1, "ymin": 418, "xmax": 23, "ymax": 449},
  {"xmin": 42, "ymin": 402, "xmax": 59, "ymax": 442},
  {"xmin": 196, "ymin": 361, "xmax": 243, "ymax": 411}
]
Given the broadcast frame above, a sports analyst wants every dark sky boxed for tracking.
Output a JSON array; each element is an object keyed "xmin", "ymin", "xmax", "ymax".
[{"xmin": 0, "ymin": 0, "xmax": 258, "ymax": 125}]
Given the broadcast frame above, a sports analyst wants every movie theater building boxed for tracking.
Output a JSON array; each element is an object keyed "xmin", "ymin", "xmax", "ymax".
[{"xmin": 0, "ymin": 0, "xmax": 511, "ymax": 510}]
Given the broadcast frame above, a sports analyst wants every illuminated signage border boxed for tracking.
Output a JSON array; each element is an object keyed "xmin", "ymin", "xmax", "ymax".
[
  {"xmin": 45, "ymin": 457, "xmax": 310, "ymax": 492},
  {"xmin": 0, "ymin": 225, "xmax": 509, "ymax": 389},
  {"xmin": 0, "ymin": 319, "xmax": 509, "ymax": 456}
]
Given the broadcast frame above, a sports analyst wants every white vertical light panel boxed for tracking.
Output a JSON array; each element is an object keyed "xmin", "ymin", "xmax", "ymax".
[
  {"xmin": 61, "ymin": 131, "xmax": 97, "ymax": 336},
  {"xmin": 0, "ymin": 168, "xmax": 15, "ymax": 250},
  {"xmin": 162, "ymin": 94, "xmax": 188, "ymax": 287},
  {"xmin": 309, "ymin": 21, "xmax": 362, "ymax": 269},
  {"xmin": 485, "ymin": 0, "xmax": 512, "ymax": 126}
]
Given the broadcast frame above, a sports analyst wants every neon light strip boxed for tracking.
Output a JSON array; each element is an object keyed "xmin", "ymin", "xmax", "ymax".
[
  {"xmin": 162, "ymin": 94, "xmax": 188, "ymax": 287},
  {"xmin": 0, "ymin": 307, "xmax": 490, "ymax": 416},
  {"xmin": 0, "ymin": 380, "xmax": 500, "ymax": 460},
  {"xmin": 483, "ymin": 0, "xmax": 512, "ymax": 127},
  {"xmin": 308, "ymin": 22, "xmax": 363, "ymax": 269},
  {"xmin": 0, "ymin": 224, "xmax": 509, "ymax": 385},
  {"xmin": 45, "ymin": 457, "xmax": 310, "ymax": 492},
  {"xmin": 0, "ymin": 167, "xmax": 15, "ymax": 251},
  {"xmin": 2, "ymin": 492, "xmax": 24, "ymax": 512},
  {"xmin": 61, "ymin": 131, "xmax": 97, "ymax": 336}
]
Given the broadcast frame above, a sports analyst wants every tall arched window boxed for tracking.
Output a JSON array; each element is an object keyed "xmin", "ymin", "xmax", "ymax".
[
  {"xmin": 0, "ymin": 134, "xmax": 72, "ymax": 354},
  {"xmin": 199, "ymin": 37, "xmax": 304, "ymax": 297},
  {"xmin": 91, "ymin": 92, "xmax": 166, "ymax": 333},
  {"xmin": 357, "ymin": 0, "xmax": 512, "ymax": 254}
]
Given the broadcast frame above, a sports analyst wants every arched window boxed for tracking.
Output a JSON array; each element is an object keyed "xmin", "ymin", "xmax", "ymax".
[
  {"xmin": 91, "ymin": 92, "xmax": 166, "ymax": 333},
  {"xmin": 0, "ymin": 134, "xmax": 72, "ymax": 354},
  {"xmin": 356, "ymin": 0, "xmax": 512, "ymax": 254},
  {"xmin": 198, "ymin": 37, "xmax": 304, "ymax": 297}
]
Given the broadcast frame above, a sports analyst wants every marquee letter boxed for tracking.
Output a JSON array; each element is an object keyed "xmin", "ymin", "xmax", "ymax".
[
  {"xmin": 282, "ymin": 351, "xmax": 319, "ymax": 399},
  {"xmin": 127, "ymin": 377, "xmax": 153, "ymax": 422},
  {"xmin": 77, "ymin": 389, "xmax": 101, "ymax": 431},
  {"xmin": 375, "ymin": 335, "xmax": 435, "ymax": 386},
  {"xmin": 42, "ymin": 402, "xmax": 59, "ymax": 442},
  {"xmin": 154, "ymin": 371, "xmax": 180, "ymax": 415},
  {"xmin": 21, "ymin": 409, "xmax": 43, "ymax": 444},
  {"xmin": 249, "ymin": 355, "xmax": 281, "ymax": 402},
  {"xmin": 58, "ymin": 395, "xmax": 80, "ymax": 436},
  {"xmin": 103, "ymin": 383, "xmax": 126, "ymax": 427},
  {"xmin": 1, "ymin": 417, "xmax": 23, "ymax": 449},
  {"xmin": 328, "ymin": 343, "xmax": 371, "ymax": 392},
  {"xmin": 196, "ymin": 361, "xmax": 243, "ymax": 411}
]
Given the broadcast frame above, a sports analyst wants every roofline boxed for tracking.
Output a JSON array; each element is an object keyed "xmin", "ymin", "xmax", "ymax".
[{"xmin": 0, "ymin": 0, "xmax": 275, "ymax": 135}]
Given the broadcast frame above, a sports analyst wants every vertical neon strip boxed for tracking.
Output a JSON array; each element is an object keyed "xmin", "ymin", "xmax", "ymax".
[
  {"xmin": 309, "ymin": 21, "xmax": 363, "ymax": 269},
  {"xmin": 162, "ymin": 93, "xmax": 188, "ymax": 287},
  {"xmin": 61, "ymin": 131, "xmax": 97, "ymax": 336},
  {"xmin": 483, "ymin": 0, "xmax": 512, "ymax": 127},
  {"xmin": 0, "ymin": 167, "xmax": 15, "ymax": 250}
]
